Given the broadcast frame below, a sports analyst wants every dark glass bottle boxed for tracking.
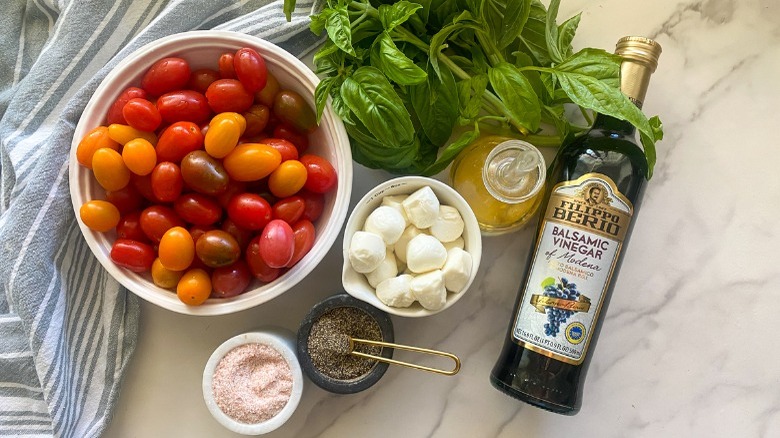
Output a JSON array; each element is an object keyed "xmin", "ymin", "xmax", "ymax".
[{"xmin": 489, "ymin": 37, "xmax": 662, "ymax": 415}]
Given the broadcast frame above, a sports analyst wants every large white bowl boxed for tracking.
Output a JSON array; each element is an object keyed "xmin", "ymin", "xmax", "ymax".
[
  {"xmin": 69, "ymin": 30, "xmax": 352, "ymax": 316},
  {"xmin": 342, "ymin": 177, "xmax": 482, "ymax": 317}
]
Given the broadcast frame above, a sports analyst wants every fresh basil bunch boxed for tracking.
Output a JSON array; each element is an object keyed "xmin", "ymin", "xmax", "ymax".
[{"xmin": 286, "ymin": 0, "xmax": 663, "ymax": 178}]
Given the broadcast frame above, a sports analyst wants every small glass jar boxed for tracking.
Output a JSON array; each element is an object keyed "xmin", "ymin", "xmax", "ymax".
[{"xmin": 450, "ymin": 136, "xmax": 546, "ymax": 235}]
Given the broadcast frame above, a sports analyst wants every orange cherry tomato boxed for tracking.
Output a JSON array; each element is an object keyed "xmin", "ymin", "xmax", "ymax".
[
  {"xmin": 176, "ymin": 268, "xmax": 212, "ymax": 305},
  {"xmin": 151, "ymin": 258, "xmax": 184, "ymax": 289},
  {"xmin": 122, "ymin": 138, "xmax": 157, "ymax": 176},
  {"xmin": 222, "ymin": 143, "xmax": 281, "ymax": 182},
  {"xmin": 268, "ymin": 159, "xmax": 307, "ymax": 198},
  {"xmin": 204, "ymin": 112, "xmax": 245, "ymax": 158},
  {"xmin": 92, "ymin": 148, "xmax": 131, "ymax": 191},
  {"xmin": 159, "ymin": 226, "xmax": 195, "ymax": 271},
  {"xmin": 107, "ymin": 124, "xmax": 158, "ymax": 146},
  {"xmin": 77, "ymin": 126, "xmax": 120, "ymax": 168},
  {"xmin": 79, "ymin": 200, "xmax": 120, "ymax": 232}
]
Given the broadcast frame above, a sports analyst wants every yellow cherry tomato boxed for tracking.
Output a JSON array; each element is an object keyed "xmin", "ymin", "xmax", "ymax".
[
  {"xmin": 122, "ymin": 138, "xmax": 157, "ymax": 176},
  {"xmin": 222, "ymin": 143, "xmax": 281, "ymax": 181},
  {"xmin": 92, "ymin": 148, "xmax": 131, "ymax": 191},
  {"xmin": 151, "ymin": 258, "xmax": 184, "ymax": 289},
  {"xmin": 158, "ymin": 226, "xmax": 195, "ymax": 271},
  {"xmin": 79, "ymin": 200, "xmax": 120, "ymax": 232},
  {"xmin": 205, "ymin": 113, "xmax": 245, "ymax": 158},
  {"xmin": 268, "ymin": 159, "xmax": 307, "ymax": 198},
  {"xmin": 177, "ymin": 268, "xmax": 212, "ymax": 305},
  {"xmin": 76, "ymin": 126, "xmax": 120, "ymax": 169},
  {"xmin": 107, "ymin": 124, "xmax": 158, "ymax": 145},
  {"xmin": 213, "ymin": 112, "xmax": 246, "ymax": 135}
]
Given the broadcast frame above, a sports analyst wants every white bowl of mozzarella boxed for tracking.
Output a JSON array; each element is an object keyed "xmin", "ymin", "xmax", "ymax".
[{"xmin": 342, "ymin": 176, "xmax": 482, "ymax": 317}]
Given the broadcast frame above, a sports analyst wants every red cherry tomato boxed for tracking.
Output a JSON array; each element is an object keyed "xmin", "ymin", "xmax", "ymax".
[
  {"xmin": 116, "ymin": 211, "xmax": 148, "ymax": 242},
  {"xmin": 287, "ymin": 219, "xmax": 315, "ymax": 267},
  {"xmin": 188, "ymin": 68, "xmax": 220, "ymax": 94},
  {"xmin": 300, "ymin": 154, "xmax": 337, "ymax": 194},
  {"xmin": 299, "ymin": 190, "xmax": 324, "ymax": 222},
  {"xmin": 220, "ymin": 218, "xmax": 253, "ymax": 251},
  {"xmin": 122, "ymin": 98, "xmax": 162, "ymax": 132},
  {"xmin": 107, "ymin": 87, "xmax": 148, "ymax": 125},
  {"xmin": 150, "ymin": 162, "xmax": 184, "ymax": 202},
  {"xmin": 273, "ymin": 124, "xmax": 308, "ymax": 153},
  {"xmin": 246, "ymin": 236, "xmax": 281, "ymax": 282},
  {"xmin": 218, "ymin": 52, "xmax": 236, "ymax": 79},
  {"xmin": 173, "ymin": 193, "xmax": 222, "ymax": 226},
  {"xmin": 258, "ymin": 219, "xmax": 294, "ymax": 268},
  {"xmin": 156, "ymin": 121, "xmax": 204, "ymax": 163},
  {"xmin": 110, "ymin": 239, "xmax": 155, "ymax": 273},
  {"xmin": 211, "ymin": 260, "xmax": 252, "ymax": 298},
  {"xmin": 141, "ymin": 57, "xmax": 191, "ymax": 96},
  {"xmin": 156, "ymin": 90, "xmax": 211, "ymax": 124},
  {"xmin": 227, "ymin": 193, "xmax": 271, "ymax": 231},
  {"xmin": 216, "ymin": 180, "xmax": 247, "ymax": 208},
  {"xmin": 205, "ymin": 79, "xmax": 253, "ymax": 113},
  {"xmin": 233, "ymin": 48, "xmax": 267, "ymax": 93},
  {"xmin": 272, "ymin": 196, "xmax": 305, "ymax": 225},
  {"xmin": 130, "ymin": 173, "xmax": 159, "ymax": 203},
  {"xmin": 140, "ymin": 205, "xmax": 185, "ymax": 243},
  {"xmin": 262, "ymin": 138, "xmax": 299, "ymax": 162},
  {"xmin": 105, "ymin": 184, "xmax": 145, "ymax": 215}
]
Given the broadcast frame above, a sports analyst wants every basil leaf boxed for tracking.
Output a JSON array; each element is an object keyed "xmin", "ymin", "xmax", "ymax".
[
  {"xmin": 519, "ymin": 1, "xmax": 551, "ymax": 66},
  {"xmin": 310, "ymin": 10, "xmax": 326, "ymax": 35},
  {"xmin": 313, "ymin": 41, "xmax": 343, "ymax": 75},
  {"xmin": 340, "ymin": 66, "xmax": 415, "ymax": 148},
  {"xmin": 555, "ymin": 48, "xmax": 621, "ymax": 87},
  {"xmin": 557, "ymin": 13, "xmax": 581, "ymax": 59},
  {"xmin": 545, "ymin": 0, "xmax": 563, "ymax": 64},
  {"xmin": 499, "ymin": 0, "xmax": 532, "ymax": 49},
  {"xmin": 379, "ymin": 1, "xmax": 423, "ymax": 31},
  {"xmin": 352, "ymin": 16, "xmax": 384, "ymax": 45},
  {"xmin": 542, "ymin": 104, "xmax": 571, "ymax": 143},
  {"xmin": 488, "ymin": 62, "xmax": 541, "ymax": 132},
  {"xmin": 429, "ymin": 12, "xmax": 480, "ymax": 78},
  {"xmin": 432, "ymin": 0, "xmax": 459, "ymax": 27},
  {"xmin": 640, "ymin": 116, "xmax": 663, "ymax": 179},
  {"xmin": 370, "ymin": 32, "xmax": 428, "ymax": 86},
  {"xmin": 330, "ymin": 91, "xmax": 355, "ymax": 125},
  {"xmin": 325, "ymin": 6, "xmax": 355, "ymax": 57},
  {"xmin": 421, "ymin": 124, "xmax": 480, "ymax": 176},
  {"xmin": 457, "ymin": 74, "xmax": 488, "ymax": 122},
  {"xmin": 346, "ymin": 120, "xmax": 419, "ymax": 170},
  {"xmin": 409, "ymin": 63, "xmax": 458, "ymax": 146},
  {"xmin": 315, "ymin": 76, "xmax": 337, "ymax": 123},
  {"xmin": 283, "ymin": 0, "xmax": 295, "ymax": 22}
]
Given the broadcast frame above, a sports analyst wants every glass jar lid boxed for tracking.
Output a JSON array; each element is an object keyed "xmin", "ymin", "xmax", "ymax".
[{"xmin": 482, "ymin": 139, "xmax": 546, "ymax": 204}]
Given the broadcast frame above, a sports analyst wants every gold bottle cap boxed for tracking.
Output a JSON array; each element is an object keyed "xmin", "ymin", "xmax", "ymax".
[{"xmin": 615, "ymin": 36, "xmax": 662, "ymax": 72}]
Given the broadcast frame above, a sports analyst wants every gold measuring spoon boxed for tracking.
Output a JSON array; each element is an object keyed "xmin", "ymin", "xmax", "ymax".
[{"xmin": 344, "ymin": 336, "xmax": 461, "ymax": 376}]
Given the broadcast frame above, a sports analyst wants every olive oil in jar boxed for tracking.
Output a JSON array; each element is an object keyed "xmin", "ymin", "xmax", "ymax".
[{"xmin": 450, "ymin": 136, "xmax": 545, "ymax": 235}]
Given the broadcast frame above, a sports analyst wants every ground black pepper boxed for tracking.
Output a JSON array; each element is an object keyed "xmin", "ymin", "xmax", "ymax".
[{"xmin": 307, "ymin": 306, "xmax": 383, "ymax": 380}]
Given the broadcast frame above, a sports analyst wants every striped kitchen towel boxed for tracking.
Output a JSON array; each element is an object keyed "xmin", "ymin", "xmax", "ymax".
[{"xmin": 0, "ymin": 1, "xmax": 322, "ymax": 436}]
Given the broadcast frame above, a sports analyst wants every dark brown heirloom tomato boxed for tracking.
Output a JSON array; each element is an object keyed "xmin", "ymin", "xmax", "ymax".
[
  {"xmin": 174, "ymin": 193, "xmax": 222, "ymax": 226},
  {"xmin": 156, "ymin": 90, "xmax": 211, "ymax": 124},
  {"xmin": 205, "ymin": 79, "xmax": 253, "ymax": 113},
  {"xmin": 110, "ymin": 239, "xmax": 156, "ymax": 273},
  {"xmin": 156, "ymin": 121, "xmax": 204, "ymax": 163},
  {"xmin": 181, "ymin": 150, "xmax": 230, "ymax": 196},
  {"xmin": 211, "ymin": 260, "xmax": 252, "ymax": 298},
  {"xmin": 188, "ymin": 68, "xmax": 220, "ymax": 94},
  {"xmin": 273, "ymin": 90, "xmax": 317, "ymax": 134},
  {"xmin": 195, "ymin": 230, "xmax": 241, "ymax": 268},
  {"xmin": 150, "ymin": 162, "xmax": 184, "ymax": 202},
  {"xmin": 141, "ymin": 57, "xmax": 191, "ymax": 96},
  {"xmin": 139, "ymin": 205, "xmax": 185, "ymax": 243},
  {"xmin": 242, "ymin": 104, "xmax": 270, "ymax": 137}
]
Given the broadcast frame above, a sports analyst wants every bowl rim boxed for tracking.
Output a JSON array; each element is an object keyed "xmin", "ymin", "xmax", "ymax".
[
  {"xmin": 68, "ymin": 30, "xmax": 352, "ymax": 316},
  {"xmin": 341, "ymin": 176, "xmax": 482, "ymax": 317},
  {"xmin": 202, "ymin": 328, "xmax": 303, "ymax": 435}
]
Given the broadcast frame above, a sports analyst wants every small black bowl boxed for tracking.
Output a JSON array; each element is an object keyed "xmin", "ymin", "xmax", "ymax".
[{"xmin": 297, "ymin": 293, "xmax": 394, "ymax": 394}]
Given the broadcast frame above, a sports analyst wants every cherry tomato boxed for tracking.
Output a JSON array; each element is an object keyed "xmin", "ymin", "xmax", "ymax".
[
  {"xmin": 188, "ymin": 68, "xmax": 220, "ymax": 94},
  {"xmin": 151, "ymin": 258, "xmax": 184, "ymax": 289},
  {"xmin": 211, "ymin": 260, "xmax": 252, "ymax": 298},
  {"xmin": 222, "ymin": 143, "xmax": 281, "ymax": 182},
  {"xmin": 268, "ymin": 160, "xmax": 307, "ymax": 198},
  {"xmin": 140, "ymin": 205, "xmax": 185, "ymax": 243},
  {"xmin": 261, "ymin": 138, "xmax": 298, "ymax": 162},
  {"xmin": 181, "ymin": 150, "xmax": 230, "ymax": 195},
  {"xmin": 218, "ymin": 52, "xmax": 236, "ymax": 79},
  {"xmin": 233, "ymin": 47, "xmax": 267, "ymax": 93},
  {"xmin": 195, "ymin": 230, "xmax": 241, "ymax": 268},
  {"xmin": 77, "ymin": 126, "xmax": 120, "ymax": 169},
  {"xmin": 122, "ymin": 98, "xmax": 161, "ymax": 132},
  {"xmin": 141, "ymin": 57, "xmax": 191, "ymax": 96},
  {"xmin": 105, "ymin": 184, "xmax": 145, "ymax": 215},
  {"xmin": 107, "ymin": 87, "xmax": 148, "ymax": 125},
  {"xmin": 272, "ymin": 196, "xmax": 305, "ymax": 225},
  {"xmin": 273, "ymin": 124, "xmax": 308, "ymax": 152},
  {"xmin": 122, "ymin": 138, "xmax": 157, "ymax": 176},
  {"xmin": 246, "ymin": 236, "xmax": 281, "ymax": 282},
  {"xmin": 79, "ymin": 200, "xmax": 120, "ymax": 232},
  {"xmin": 156, "ymin": 90, "xmax": 211, "ymax": 125},
  {"xmin": 189, "ymin": 224, "xmax": 217, "ymax": 244},
  {"xmin": 258, "ymin": 219, "xmax": 294, "ymax": 268},
  {"xmin": 92, "ymin": 148, "xmax": 131, "ymax": 191},
  {"xmin": 227, "ymin": 193, "xmax": 272, "ymax": 231},
  {"xmin": 205, "ymin": 79, "xmax": 253, "ymax": 113},
  {"xmin": 150, "ymin": 162, "xmax": 184, "ymax": 202},
  {"xmin": 300, "ymin": 154, "xmax": 337, "ymax": 194},
  {"xmin": 159, "ymin": 226, "xmax": 195, "ymax": 271},
  {"xmin": 177, "ymin": 268, "xmax": 211, "ymax": 305},
  {"xmin": 116, "ymin": 211, "xmax": 147, "ymax": 241},
  {"xmin": 242, "ymin": 104, "xmax": 270, "ymax": 137},
  {"xmin": 299, "ymin": 190, "xmax": 324, "ymax": 222},
  {"xmin": 107, "ymin": 124, "xmax": 157, "ymax": 146},
  {"xmin": 287, "ymin": 219, "xmax": 316, "ymax": 267},
  {"xmin": 110, "ymin": 239, "xmax": 155, "ymax": 273},
  {"xmin": 216, "ymin": 180, "xmax": 247, "ymax": 208},
  {"xmin": 156, "ymin": 121, "xmax": 204, "ymax": 163},
  {"xmin": 255, "ymin": 71, "xmax": 280, "ymax": 107},
  {"xmin": 174, "ymin": 193, "xmax": 222, "ymax": 226},
  {"xmin": 205, "ymin": 112, "xmax": 245, "ymax": 158},
  {"xmin": 273, "ymin": 90, "xmax": 317, "ymax": 134},
  {"xmin": 131, "ymin": 173, "xmax": 160, "ymax": 203}
]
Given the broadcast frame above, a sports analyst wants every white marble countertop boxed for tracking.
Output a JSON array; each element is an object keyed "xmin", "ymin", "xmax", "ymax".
[{"xmin": 105, "ymin": 0, "xmax": 780, "ymax": 436}]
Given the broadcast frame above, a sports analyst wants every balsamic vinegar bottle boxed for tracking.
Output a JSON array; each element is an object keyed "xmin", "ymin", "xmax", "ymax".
[{"xmin": 490, "ymin": 36, "xmax": 662, "ymax": 415}]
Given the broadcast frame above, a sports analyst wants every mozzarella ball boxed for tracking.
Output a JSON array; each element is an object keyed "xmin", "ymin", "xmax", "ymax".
[
  {"xmin": 402, "ymin": 186, "xmax": 440, "ymax": 229},
  {"xmin": 366, "ymin": 250, "xmax": 398, "ymax": 288},
  {"xmin": 376, "ymin": 274, "xmax": 415, "ymax": 308},
  {"xmin": 430, "ymin": 205, "xmax": 464, "ymax": 243},
  {"xmin": 394, "ymin": 225, "xmax": 425, "ymax": 263},
  {"xmin": 443, "ymin": 236, "xmax": 465, "ymax": 252},
  {"xmin": 410, "ymin": 270, "xmax": 447, "ymax": 311},
  {"xmin": 442, "ymin": 247, "xmax": 473, "ymax": 293},
  {"xmin": 348, "ymin": 231, "xmax": 386, "ymax": 273},
  {"xmin": 406, "ymin": 234, "xmax": 447, "ymax": 273},
  {"xmin": 364, "ymin": 206, "xmax": 406, "ymax": 245},
  {"xmin": 381, "ymin": 195, "xmax": 409, "ymax": 222}
]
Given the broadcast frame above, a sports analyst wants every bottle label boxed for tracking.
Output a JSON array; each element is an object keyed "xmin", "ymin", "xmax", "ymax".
[{"xmin": 512, "ymin": 173, "xmax": 633, "ymax": 365}]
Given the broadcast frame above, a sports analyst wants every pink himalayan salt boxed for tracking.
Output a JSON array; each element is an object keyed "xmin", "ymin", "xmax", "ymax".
[{"xmin": 212, "ymin": 343, "xmax": 293, "ymax": 424}]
